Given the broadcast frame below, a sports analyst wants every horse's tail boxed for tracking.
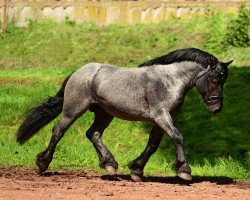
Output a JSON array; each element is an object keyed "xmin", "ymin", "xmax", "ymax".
[{"xmin": 16, "ymin": 74, "xmax": 72, "ymax": 144}]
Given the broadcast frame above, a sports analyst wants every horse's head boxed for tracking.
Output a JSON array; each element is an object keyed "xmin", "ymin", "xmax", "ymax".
[{"xmin": 195, "ymin": 60, "xmax": 233, "ymax": 114}]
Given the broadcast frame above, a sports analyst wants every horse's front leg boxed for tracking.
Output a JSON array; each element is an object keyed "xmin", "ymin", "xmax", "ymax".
[{"xmin": 154, "ymin": 111, "xmax": 192, "ymax": 181}]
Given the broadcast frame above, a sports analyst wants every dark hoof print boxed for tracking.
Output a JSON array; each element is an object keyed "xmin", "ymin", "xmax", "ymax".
[{"xmin": 177, "ymin": 172, "xmax": 192, "ymax": 181}]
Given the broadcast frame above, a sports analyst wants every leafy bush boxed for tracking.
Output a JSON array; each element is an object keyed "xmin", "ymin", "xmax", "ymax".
[
  {"xmin": 223, "ymin": 6, "xmax": 250, "ymax": 47},
  {"xmin": 203, "ymin": 13, "xmax": 225, "ymax": 53}
]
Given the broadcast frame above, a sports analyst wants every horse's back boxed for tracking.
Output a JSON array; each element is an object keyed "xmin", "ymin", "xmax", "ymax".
[{"xmin": 63, "ymin": 62, "xmax": 124, "ymax": 103}]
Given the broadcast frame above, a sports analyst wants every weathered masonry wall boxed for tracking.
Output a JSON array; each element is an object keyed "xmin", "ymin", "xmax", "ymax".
[{"xmin": 1, "ymin": 1, "xmax": 249, "ymax": 27}]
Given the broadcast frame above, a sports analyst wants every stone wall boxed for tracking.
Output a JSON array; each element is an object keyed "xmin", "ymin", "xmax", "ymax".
[{"xmin": 1, "ymin": 0, "xmax": 249, "ymax": 26}]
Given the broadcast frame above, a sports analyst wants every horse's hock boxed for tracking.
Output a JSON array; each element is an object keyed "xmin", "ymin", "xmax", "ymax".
[{"xmin": 1, "ymin": 0, "xmax": 250, "ymax": 27}]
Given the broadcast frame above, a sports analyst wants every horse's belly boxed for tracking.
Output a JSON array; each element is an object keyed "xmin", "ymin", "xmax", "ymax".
[
  {"xmin": 96, "ymin": 100, "xmax": 151, "ymax": 122},
  {"xmin": 104, "ymin": 106, "xmax": 151, "ymax": 121}
]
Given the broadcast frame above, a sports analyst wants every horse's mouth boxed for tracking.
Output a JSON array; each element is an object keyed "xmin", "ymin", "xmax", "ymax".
[{"xmin": 207, "ymin": 103, "xmax": 223, "ymax": 114}]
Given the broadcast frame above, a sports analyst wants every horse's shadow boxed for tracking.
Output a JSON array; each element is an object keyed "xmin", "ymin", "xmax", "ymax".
[
  {"xmin": 41, "ymin": 171, "xmax": 234, "ymax": 186},
  {"xmin": 101, "ymin": 174, "xmax": 235, "ymax": 185}
]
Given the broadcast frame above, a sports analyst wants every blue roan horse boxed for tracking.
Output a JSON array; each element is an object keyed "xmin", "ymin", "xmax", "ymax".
[{"xmin": 17, "ymin": 48, "xmax": 233, "ymax": 181}]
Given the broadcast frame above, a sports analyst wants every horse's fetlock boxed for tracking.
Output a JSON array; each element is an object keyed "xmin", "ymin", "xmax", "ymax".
[
  {"xmin": 99, "ymin": 156, "xmax": 107, "ymax": 168},
  {"xmin": 100, "ymin": 155, "xmax": 118, "ymax": 169},
  {"xmin": 131, "ymin": 168, "xmax": 143, "ymax": 178},
  {"xmin": 36, "ymin": 151, "xmax": 52, "ymax": 165},
  {"xmin": 35, "ymin": 153, "xmax": 51, "ymax": 174},
  {"xmin": 172, "ymin": 161, "xmax": 191, "ymax": 174}
]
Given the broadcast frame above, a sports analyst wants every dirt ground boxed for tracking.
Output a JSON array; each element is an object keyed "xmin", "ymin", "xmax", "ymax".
[{"xmin": 0, "ymin": 167, "xmax": 249, "ymax": 200}]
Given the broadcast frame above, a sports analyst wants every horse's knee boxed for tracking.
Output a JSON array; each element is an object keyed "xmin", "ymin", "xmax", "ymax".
[{"xmin": 171, "ymin": 131, "xmax": 184, "ymax": 145}]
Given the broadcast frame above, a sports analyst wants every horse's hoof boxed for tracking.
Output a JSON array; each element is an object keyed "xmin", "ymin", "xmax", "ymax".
[
  {"xmin": 131, "ymin": 174, "xmax": 143, "ymax": 182},
  {"xmin": 177, "ymin": 172, "xmax": 192, "ymax": 181},
  {"xmin": 35, "ymin": 164, "xmax": 44, "ymax": 175},
  {"xmin": 35, "ymin": 163, "xmax": 48, "ymax": 175},
  {"xmin": 105, "ymin": 165, "xmax": 117, "ymax": 176}
]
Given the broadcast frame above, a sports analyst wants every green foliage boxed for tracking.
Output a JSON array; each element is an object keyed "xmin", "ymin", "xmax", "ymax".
[
  {"xmin": 203, "ymin": 13, "xmax": 226, "ymax": 52},
  {"xmin": 65, "ymin": 17, "xmax": 76, "ymax": 27},
  {"xmin": 1, "ymin": 12, "xmax": 250, "ymax": 69},
  {"xmin": 201, "ymin": 5, "xmax": 226, "ymax": 52},
  {"xmin": 223, "ymin": 6, "xmax": 250, "ymax": 47}
]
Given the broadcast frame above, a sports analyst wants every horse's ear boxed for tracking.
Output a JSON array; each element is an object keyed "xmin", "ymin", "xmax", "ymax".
[{"xmin": 222, "ymin": 60, "xmax": 233, "ymax": 68}]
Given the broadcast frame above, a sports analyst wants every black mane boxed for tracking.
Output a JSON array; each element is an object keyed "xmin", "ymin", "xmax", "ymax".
[{"xmin": 139, "ymin": 48, "xmax": 218, "ymax": 68}]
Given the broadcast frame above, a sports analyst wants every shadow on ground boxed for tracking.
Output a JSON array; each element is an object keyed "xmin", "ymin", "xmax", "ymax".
[
  {"xmin": 39, "ymin": 170, "xmax": 234, "ymax": 185},
  {"xmin": 101, "ymin": 174, "xmax": 234, "ymax": 185},
  {"xmin": 3, "ymin": 167, "xmax": 248, "ymax": 189}
]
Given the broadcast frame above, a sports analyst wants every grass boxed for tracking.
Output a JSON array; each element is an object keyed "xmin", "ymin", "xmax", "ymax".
[
  {"xmin": 0, "ymin": 13, "xmax": 249, "ymax": 70},
  {"xmin": 0, "ymin": 12, "xmax": 249, "ymax": 179}
]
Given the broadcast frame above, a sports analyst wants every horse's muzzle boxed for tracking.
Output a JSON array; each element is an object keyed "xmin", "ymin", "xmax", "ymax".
[{"xmin": 207, "ymin": 103, "xmax": 223, "ymax": 114}]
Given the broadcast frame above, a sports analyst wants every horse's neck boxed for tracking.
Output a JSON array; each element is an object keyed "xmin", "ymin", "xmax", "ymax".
[{"xmin": 154, "ymin": 62, "xmax": 204, "ymax": 92}]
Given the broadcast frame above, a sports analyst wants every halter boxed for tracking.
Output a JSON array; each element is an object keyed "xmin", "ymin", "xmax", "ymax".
[{"xmin": 196, "ymin": 66, "xmax": 224, "ymax": 104}]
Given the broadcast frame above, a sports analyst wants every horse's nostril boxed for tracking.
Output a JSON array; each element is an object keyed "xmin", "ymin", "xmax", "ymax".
[{"xmin": 208, "ymin": 104, "xmax": 222, "ymax": 114}]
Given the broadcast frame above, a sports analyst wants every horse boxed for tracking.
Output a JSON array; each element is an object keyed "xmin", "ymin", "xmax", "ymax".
[{"xmin": 16, "ymin": 48, "xmax": 233, "ymax": 182}]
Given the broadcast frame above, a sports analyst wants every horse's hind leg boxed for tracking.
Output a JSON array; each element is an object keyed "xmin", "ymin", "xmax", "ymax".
[
  {"xmin": 128, "ymin": 124, "xmax": 164, "ymax": 182},
  {"xmin": 86, "ymin": 108, "xmax": 118, "ymax": 175},
  {"xmin": 35, "ymin": 114, "xmax": 77, "ymax": 174},
  {"xmin": 35, "ymin": 102, "xmax": 89, "ymax": 174}
]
